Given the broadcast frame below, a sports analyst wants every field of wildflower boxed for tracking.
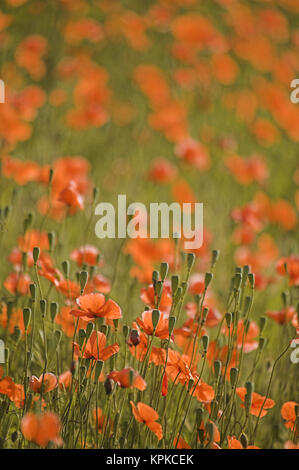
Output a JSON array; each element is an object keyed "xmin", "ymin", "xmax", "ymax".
[{"xmin": 0, "ymin": 0, "xmax": 298, "ymax": 452}]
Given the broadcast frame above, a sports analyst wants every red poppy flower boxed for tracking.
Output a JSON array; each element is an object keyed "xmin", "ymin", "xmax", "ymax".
[
  {"xmin": 108, "ymin": 368, "xmax": 146, "ymax": 391},
  {"xmin": 130, "ymin": 401, "xmax": 163, "ymax": 440},
  {"xmin": 236, "ymin": 387, "xmax": 275, "ymax": 417},
  {"xmin": 70, "ymin": 293, "xmax": 122, "ymax": 321}
]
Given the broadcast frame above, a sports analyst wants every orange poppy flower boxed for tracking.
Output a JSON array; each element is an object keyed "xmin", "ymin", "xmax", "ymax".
[
  {"xmin": 21, "ymin": 412, "xmax": 62, "ymax": 447},
  {"xmin": 58, "ymin": 181, "xmax": 84, "ymax": 213},
  {"xmin": 276, "ymin": 256, "xmax": 299, "ymax": 286},
  {"xmin": 140, "ymin": 283, "xmax": 172, "ymax": 313},
  {"xmin": 284, "ymin": 441, "xmax": 299, "ymax": 449},
  {"xmin": 58, "ymin": 371, "xmax": 72, "ymax": 391},
  {"xmin": 130, "ymin": 401, "xmax": 163, "ymax": 440},
  {"xmin": 266, "ymin": 306, "xmax": 296, "ymax": 325},
  {"xmin": 281, "ymin": 401, "xmax": 298, "ymax": 432},
  {"xmin": 73, "ymin": 330, "xmax": 119, "ymax": 361},
  {"xmin": 173, "ymin": 435, "xmax": 191, "ymax": 449},
  {"xmin": 0, "ymin": 375, "xmax": 25, "ymax": 408},
  {"xmin": 147, "ymin": 158, "xmax": 177, "ymax": 184},
  {"xmin": 4, "ymin": 271, "xmax": 31, "ymax": 295},
  {"xmin": 70, "ymin": 293, "xmax": 122, "ymax": 321},
  {"xmin": 228, "ymin": 436, "xmax": 259, "ymax": 449},
  {"xmin": 136, "ymin": 310, "xmax": 169, "ymax": 339},
  {"xmin": 70, "ymin": 245, "xmax": 102, "ymax": 267},
  {"xmin": 236, "ymin": 387, "xmax": 275, "ymax": 417},
  {"xmin": 29, "ymin": 373, "xmax": 58, "ymax": 394},
  {"xmin": 175, "ymin": 138, "xmax": 210, "ymax": 171},
  {"xmin": 92, "ymin": 408, "xmax": 112, "ymax": 433},
  {"xmin": 108, "ymin": 368, "xmax": 146, "ymax": 391}
]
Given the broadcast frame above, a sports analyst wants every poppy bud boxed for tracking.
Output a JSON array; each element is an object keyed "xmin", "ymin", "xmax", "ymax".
[
  {"xmin": 94, "ymin": 360, "xmax": 104, "ymax": 383},
  {"xmin": 48, "ymin": 232, "xmax": 56, "ymax": 252},
  {"xmin": 23, "ymin": 307, "xmax": 31, "ymax": 331},
  {"xmin": 104, "ymin": 377, "xmax": 113, "ymax": 395},
  {"xmin": 245, "ymin": 381, "xmax": 253, "ymax": 415},
  {"xmin": 168, "ymin": 316, "xmax": 176, "ymax": 336},
  {"xmin": 202, "ymin": 335, "xmax": 209, "ymax": 353},
  {"xmin": 187, "ymin": 253, "xmax": 195, "ymax": 271},
  {"xmin": 29, "ymin": 283, "xmax": 36, "ymax": 301},
  {"xmin": 248, "ymin": 273, "xmax": 255, "ymax": 289},
  {"xmin": 211, "ymin": 249, "xmax": 220, "ymax": 268},
  {"xmin": 210, "ymin": 399, "xmax": 218, "ymax": 420},
  {"xmin": 113, "ymin": 319, "xmax": 119, "ymax": 331},
  {"xmin": 48, "ymin": 167, "xmax": 54, "ymax": 184},
  {"xmin": 33, "ymin": 246, "xmax": 40, "ymax": 265},
  {"xmin": 234, "ymin": 273, "xmax": 242, "ymax": 289},
  {"xmin": 160, "ymin": 262, "xmax": 169, "ymax": 281},
  {"xmin": 50, "ymin": 302, "xmax": 59, "ymax": 323},
  {"xmin": 156, "ymin": 280, "xmax": 163, "ymax": 297},
  {"xmin": 240, "ymin": 433, "xmax": 248, "ymax": 449},
  {"xmin": 202, "ymin": 307, "xmax": 209, "ymax": 324},
  {"xmin": 230, "ymin": 367, "xmax": 238, "ymax": 388},
  {"xmin": 152, "ymin": 309, "xmax": 160, "ymax": 330},
  {"xmin": 206, "ymin": 422, "xmax": 214, "ymax": 446},
  {"xmin": 129, "ymin": 329, "xmax": 140, "ymax": 346},
  {"xmin": 152, "ymin": 270, "xmax": 159, "ymax": 286},
  {"xmin": 281, "ymin": 291, "xmax": 288, "ymax": 307},
  {"xmin": 79, "ymin": 271, "xmax": 88, "ymax": 294},
  {"xmin": 188, "ymin": 378, "xmax": 194, "ymax": 392},
  {"xmin": 93, "ymin": 187, "xmax": 99, "ymax": 203},
  {"xmin": 258, "ymin": 337, "xmax": 266, "ymax": 350},
  {"xmin": 175, "ymin": 286, "xmax": 183, "ymax": 302},
  {"xmin": 122, "ymin": 325, "xmax": 129, "ymax": 340},
  {"xmin": 54, "ymin": 330, "xmax": 62, "ymax": 349},
  {"xmin": 204, "ymin": 272, "xmax": 213, "ymax": 288},
  {"xmin": 196, "ymin": 408, "xmax": 204, "ymax": 427},
  {"xmin": 86, "ymin": 322, "xmax": 94, "ymax": 340},
  {"xmin": 225, "ymin": 312, "xmax": 232, "ymax": 328},
  {"xmin": 11, "ymin": 431, "xmax": 19, "ymax": 443},
  {"xmin": 62, "ymin": 260, "xmax": 70, "ymax": 279},
  {"xmin": 171, "ymin": 274, "xmax": 180, "ymax": 294},
  {"xmin": 242, "ymin": 265, "xmax": 250, "ymax": 282},
  {"xmin": 78, "ymin": 329, "xmax": 86, "ymax": 348},
  {"xmin": 40, "ymin": 299, "xmax": 47, "ymax": 318},
  {"xmin": 13, "ymin": 326, "xmax": 21, "ymax": 343},
  {"xmin": 214, "ymin": 360, "xmax": 222, "ymax": 379},
  {"xmin": 259, "ymin": 316, "xmax": 267, "ymax": 334},
  {"xmin": 243, "ymin": 296, "xmax": 251, "ymax": 315}
]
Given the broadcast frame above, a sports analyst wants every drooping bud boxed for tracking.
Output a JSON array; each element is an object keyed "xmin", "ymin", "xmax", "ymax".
[
  {"xmin": 225, "ymin": 312, "xmax": 232, "ymax": 328},
  {"xmin": 78, "ymin": 329, "xmax": 86, "ymax": 348},
  {"xmin": 152, "ymin": 309, "xmax": 160, "ymax": 330},
  {"xmin": 94, "ymin": 360, "xmax": 104, "ymax": 383},
  {"xmin": 50, "ymin": 302, "xmax": 59, "ymax": 322},
  {"xmin": 187, "ymin": 253, "xmax": 195, "ymax": 271},
  {"xmin": 29, "ymin": 283, "xmax": 36, "ymax": 301},
  {"xmin": 86, "ymin": 322, "xmax": 94, "ymax": 340},
  {"xmin": 62, "ymin": 260, "xmax": 70, "ymax": 279},
  {"xmin": 40, "ymin": 299, "xmax": 47, "ymax": 318},
  {"xmin": 211, "ymin": 249, "xmax": 220, "ymax": 268},
  {"xmin": 122, "ymin": 325, "xmax": 129, "ymax": 340},
  {"xmin": 168, "ymin": 316, "xmax": 176, "ymax": 336},
  {"xmin": 171, "ymin": 275, "xmax": 180, "ymax": 294},
  {"xmin": 23, "ymin": 307, "xmax": 31, "ymax": 331},
  {"xmin": 248, "ymin": 273, "xmax": 255, "ymax": 289},
  {"xmin": 230, "ymin": 367, "xmax": 238, "ymax": 388},
  {"xmin": 160, "ymin": 262, "xmax": 169, "ymax": 281},
  {"xmin": 214, "ymin": 360, "xmax": 222, "ymax": 379},
  {"xmin": 245, "ymin": 381, "xmax": 253, "ymax": 415},
  {"xmin": 259, "ymin": 316, "xmax": 267, "ymax": 334},
  {"xmin": 79, "ymin": 271, "xmax": 88, "ymax": 294},
  {"xmin": 129, "ymin": 329, "xmax": 140, "ymax": 347},
  {"xmin": 33, "ymin": 246, "xmax": 40, "ymax": 265},
  {"xmin": 204, "ymin": 272, "xmax": 213, "ymax": 288},
  {"xmin": 47, "ymin": 232, "xmax": 56, "ymax": 252}
]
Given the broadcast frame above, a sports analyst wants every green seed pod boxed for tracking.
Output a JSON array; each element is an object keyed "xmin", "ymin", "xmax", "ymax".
[
  {"xmin": 23, "ymin": 307, "xmax": 31, "ymax": 330},
  {"xmin": 187, "ymin": 253, "xmax": 195, "ymax": 271},
  {"xmin": 94, "ymin": 360, "xmax": 104, "ymax": 383},
  {"xmin": 181, "ymin": 281, "xmax": 189, "ymax": 295},
  {"xmin": 214, "ymin": 360, "xmax": 222, "ymax": 379},
  {"xmin": 152, "ymin": 270, "xmax": 159, "ymax": 285},
  {"xmin": 152, "ymin": 309, "xmax": 160, "ymax": 330},
  {"xmin": 48, "ymin": 168, "xmax": 54, "ymax": 184},
  {"xmin": 281, "ymin": 291, "xmax": 288, "ymax": 307},
  {"xmin": 48, "ymin": 232, "xmax": 56, "ymax": 252},
  {"xmin": 33, "ymin": 246, "xmax": 40, "ymax": 265},
  {"xmin": 86, "ymin": 322, "xmax": 94, "ymax": 339},
  {"xmin": 202, "ymin": 335, "xmax": 209, "ymax": 352},
  {"xmin": 240, "ymin": 433, "xmax": 248, "ymax": 449},
  {"xmin": 79, "ymin": 271, "xmax": 88, "ymax": 294},
  {"xmin": 54, "ymin": 330, "xmax": 62, "ymax": 349},
  {"xmin": 234, "ymin": 273, "xmax": 242, "ymax": 289},
  {"xmin": 225, "ymin": 312, "xmax": 232, "ymax": 328},
  {"xmin": 160, "ymin": 262, "xmax": 169, "ymax": 281},
  {"xmin": 50, "ymin": 302, "xmax": 59, "ymax": 322},
  {"xmin": 188, "ymin": 378, "xmax": 194, "ymax": 392},
  {"xmin": 245, "ymin": 382, "xmax": 253, "ymax": 415},
  {"xmin": 242, "ymin": 265, "xmax": 250, "ymax": 282},
  {"xmin": 248, "ymin": 273, "xmax": 255, "ymax": 289},
  {"xmin": 204, "ymin": 272, "xmax": 213, "ymax": 288},
  {"xmin": 78, "ymin": 329, "xmax": 86, "ymax": 348},
  {"xmin": 123, "ymin": 325, "xmax": 129, "ymax": 340},
  {"xmin": 196, "ymin": 408, "xmax": 204, "ymax": 427},
  {"xmin": 230, "ymin": 367, "xmax": 238, "ymax": 388},
  {"xmin": 40, "ymin": 299, "xmax": 47, "ymax": 318},
  {"xmin": 206, "ymin": 422, "xmax": 214, "ymax": 446},
  {"xmin": 62, "ymin": 260, "xmax": 70, "ymax": 279},
  {"xmin": 113, "ymin": 319, "xmax": 119, "ymax": 332},
  {"xmin": 211, "ymin": 249, "xmax": 220, "ymax": 267},
  {"xmin": 168, "ymin": 316, "xmax": 176, "ymax": 336},
  {"xmin": 13, "ymin": 326, "xmax": 21, "ymax": 343},
  {"xmin": 258, "ymin": 337, "xmax": 266, "ymax": 350},
  {"xmin": 202, "ymin": 307, "xmax": 209, "ymax": 324},
  {"xmin": 171, "ymin": 275, "xmax": 180, "ymax": 294},
  {"xmin": 259, "ymin": 316, "xmax": 267, "ymax": 334},
  {"xmin": 29, "ymin": 283, "xmax": 36, "ymax": 301},
  {"xmin": 156, "ymin": 280, "xmax": 163, "ymax": 297}
]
